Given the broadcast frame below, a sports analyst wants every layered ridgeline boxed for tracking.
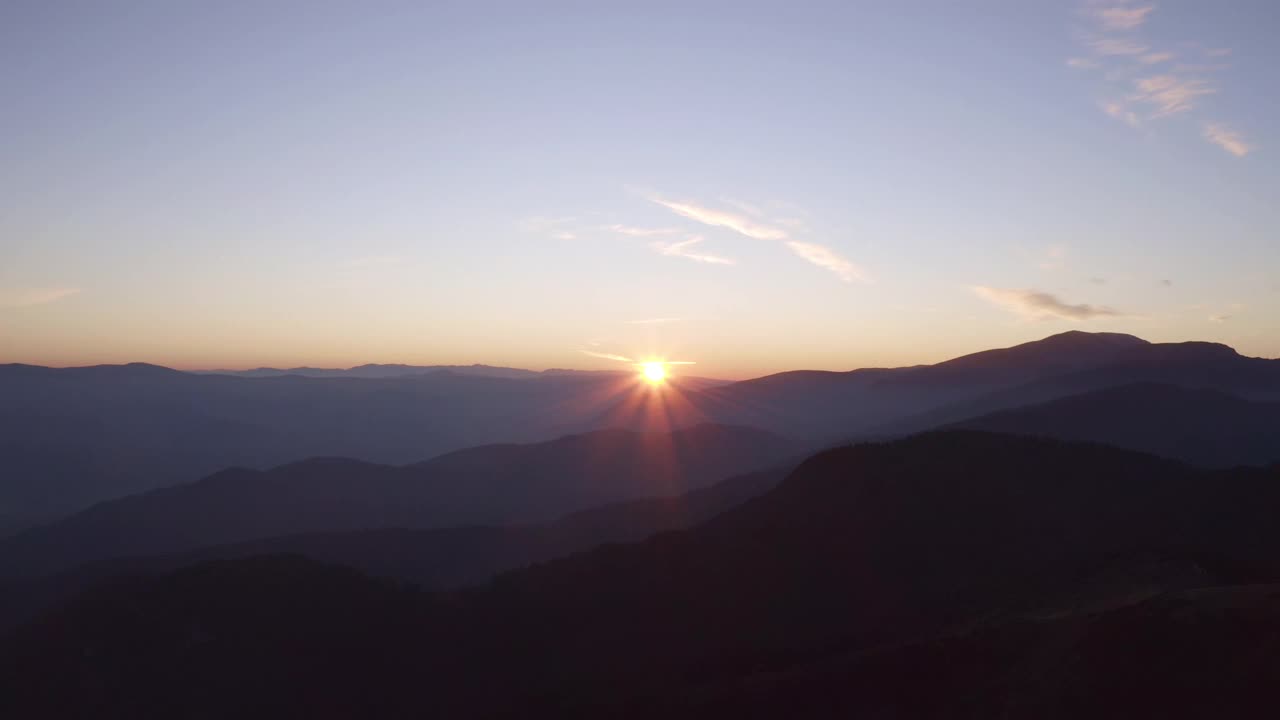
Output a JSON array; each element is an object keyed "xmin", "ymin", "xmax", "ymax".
[
  {"xmin": 0, "ymin": 424, "xmax": 797, "ymax": 579},
  {"xmin": 4, "ymin": 331, "xmax": 1276, "ymax": 535},
  {"xmin": 5, "ymin": 332, "xmax": 1278, "ymax": 533},
  {"xmin": 952, "ymin": 382, "xmax": 1280, "ymax": 467},
  {"xmin": 16, "ymin": 380, "xmax": 1277, "ymax": 630},
  {"xmin": 0, "ymin": 465, "xmax": 793, "ymax": 635},
  {"xmin": 5, "ymin": 432, "xmax": 1280, "ymax": 718},
  {"xmin": 872, "ymin": 335, "xmax": 1280, "ymax": 439},
  {"xmin": 0, "ymin": 364, "xmax": 729, "ymax": 533}
]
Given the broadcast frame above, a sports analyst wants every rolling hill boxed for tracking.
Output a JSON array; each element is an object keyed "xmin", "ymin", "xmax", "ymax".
[
  {"xmin": 0, "ymin": 424, "xmax": 796, "ymax": 579},
  {"xmin": 951, "ymin": 382, "xmax": 1280, "ymax": 467},
  {"xmin": 6, "ymin": 432, "xmax": 1280, "ymax": 718},
  {"xmin": 0, "ymin": 464, "xmax": 794, "ymax": 634},
  {"xmin": 0, "ymin": 364, "xmax": 729, "ymax": 532}
]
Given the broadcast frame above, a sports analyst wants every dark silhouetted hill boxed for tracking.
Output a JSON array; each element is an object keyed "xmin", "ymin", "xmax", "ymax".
[
  {"xmin": 873, "ymin": 339, "xmax": 1280, "ymax": 440},
  {"xmin": 6, "ymin": 432, "xmax": 1280, "ymax": 718},
  {"xmin": 609, "ymin": 583, "xmax": 1280, "ymax": 719},
  {"xmin": 199, "ymin": 362, "xmax": 543, "ymax": 379},
  {"xmin": 0, "ymin": 424, "xmax": 796, "ymax": 578},
  {"xmin": 951, "ymin": 382, "xmax": 1280, "ymax": 467},
  {"xmin": 698, "ymin": 331, "xmax": 1273, "ymax": 438},
  {"xmin": 0, "ymin": 464, "xmax": 794, "ymax": 633}
]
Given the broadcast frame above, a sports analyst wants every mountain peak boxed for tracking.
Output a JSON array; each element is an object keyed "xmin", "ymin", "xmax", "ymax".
[
  {"xmin": 935, "ymin": 331, "xmax": 1149, "ymax": 372},
  {"xmin": 1038, "ymin": 330, "xmax": 1148, "ymax": 346},
  {"xmin": 1120, "ymin": 340, "xmax": 1244, "ymax": 367},
  {"xmin": 69, "ymin": 362, "xmax": 185, "ymax": 378}
]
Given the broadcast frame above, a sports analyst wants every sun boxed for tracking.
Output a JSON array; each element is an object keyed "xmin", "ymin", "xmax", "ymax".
[{"xmin": 640, "ymin": 361, "xmax": 668, "ymax": 384}]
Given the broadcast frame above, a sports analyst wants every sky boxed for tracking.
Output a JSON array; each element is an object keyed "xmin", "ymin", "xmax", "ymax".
[{"xmin": 2, "ymin": 0, "xmax": 1277, "ymax": 379}]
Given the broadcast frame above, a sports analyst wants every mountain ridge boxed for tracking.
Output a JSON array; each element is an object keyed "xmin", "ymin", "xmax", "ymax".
[
  {"xmin": 5, "ymin": 330, "xmax": 1278, "ymax": 535},
  {"xmin": 7, "ymin": 432, "xmax": 1280, "ymax": 717},
  {"xmin": 0, "ymin": 423, "xmax": 799, "ymax": 579}
]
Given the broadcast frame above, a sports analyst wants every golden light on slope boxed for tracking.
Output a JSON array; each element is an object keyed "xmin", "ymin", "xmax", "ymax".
[{"xmin": 641, "ymin": 361, "xmax": 668, "ymax": 384}]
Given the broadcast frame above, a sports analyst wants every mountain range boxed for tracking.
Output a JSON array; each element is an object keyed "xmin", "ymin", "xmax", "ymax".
[
  {"xmin": 10, "ymin": 375, "xmax": 1278, "ymax": 631},
  {"xmin": 0, "ymin": 423, "xmax": 797, "ymax": 579},
  {"xmin": 6, "ymin": 330, "xmax": 1278, "ymax": 535},
  {"xmin": 952, "ymin": 382, "xmax": 1280, "ymax": 467},
  {"xmin": 0, "ymin": 463, "xmax": 793, "ymax": 634},
  {"xmin": 5, "ymin": 432, "xmax": 1280, "ymax": 718},
  {"xmin": 0, "ymin": 365, "xmax": 725, "ymax": 532},
  {"xmin": 6, "ymin": 331, "xmax": 1280, "ymax": 716}
]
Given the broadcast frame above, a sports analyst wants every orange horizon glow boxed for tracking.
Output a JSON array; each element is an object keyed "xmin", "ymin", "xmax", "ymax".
[{"xmin": 14, "ymin": 329, "xmax": 1272, "ymax": 383}]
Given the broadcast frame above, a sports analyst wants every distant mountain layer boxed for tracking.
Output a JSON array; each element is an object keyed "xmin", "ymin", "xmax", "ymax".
[
  {"xmin": 874, "ymin": 339, "xmax": 1280, "ymax": 439},
  {"xmin": 0, "ymin": 424, "xmax": 797, "ymax": 578},
  {"xmin": 0, "ymin": 364, "xmax": 731, "ymax": 531},
  {"xmin": 5, "ymin": 432, "xmax": 1280, "ymax": 718},
  {"xmin": 0, "ymin": 464, "xmax": 794, "ymax": 634},
  {"xmin": 4, "ymin": 331, "xmax": 1277, "ymax": 533},
  {"xmin": 951, "ymin": 383, "xmax": 1280, "ymax": 467},
  {"xmin": 705, "ymin": 331, "xmax": 1280, "ymax": 440},
  {"xmin": 195, "ymin": 363, "xmax": 640, "ymax": 380}
]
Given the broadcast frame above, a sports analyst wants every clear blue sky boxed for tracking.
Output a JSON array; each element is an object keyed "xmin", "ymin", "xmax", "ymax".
[{"xmin": 2, "ymin": 0, "xmax": 1277, "ymax": 377}]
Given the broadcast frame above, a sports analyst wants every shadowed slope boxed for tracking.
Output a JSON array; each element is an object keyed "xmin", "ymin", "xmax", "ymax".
[
  {"xmin": 952, "ymin": 383, "xmax": 1280, "ymax": 467},
  {"xmin": 0, "ymin": 464, "xmax": 794, "ymax": 633},
  {"xmin": 698, "ymin": 331, "xmax": 1158, "ymax": 436},
  {"xmin": 6, "ymin": 432, "xmax": 1280, "ymax": 718},
  {"xmin": 0, "ymin": 424, "xmax": 796, "ymax": 578},
  {"xmin": 874, "ymin": 340, "xmax": 1280, "ymax": 439}
]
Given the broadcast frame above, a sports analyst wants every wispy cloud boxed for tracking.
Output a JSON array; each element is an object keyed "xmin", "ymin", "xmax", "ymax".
[
  {"xmin": 719, "ymin": 196, "xmax": 764, "ymax": 217},
  {"xmin": 1138, "ymin": 51, "xmax": 1174, "ymax": 64},
  {"xmin": 651, "ymin": 236, "xmax": 735, "ymax": 265},
  {"xmin": 1132, "ymin": 74, "xmax": 1214, "ymax": 117},
  {"xmin": 973, "ymin": 286, "xmax": 1120, "ymax": 321},
  {"xmin": 1203, "ymin": 123, "xmax": 1253, "ymax": 157},
  {"xmin": 785, "ymin": 241, "xmax": 864, "ymax": 283},
  {"xmin": 1101, "ymin": 100, "xmax": 1142, "ymax": 128},
  {"xmin": 1094, "ymin": 3, "xmax": 1155, "ymax": 30},
  {"xmin": 602, "ymin": 224, "xmax": 682, "ymax": 237},
  {"xmin": 1068, "ymin": 3, "xmax": 1253, "ymax": 157},
  {"xmin": 580, "ymin": 350, "xmax": 634, "ymax": 363},
  {"xmin": 1087, "ymin": 35, "xmax": 1148, "ymax": 56},
  {"xmin": 651, "ymin": 196, "xmax": 866, "ymax": 282},
  {"xmin": 627, "ymin": 317, "xmax": 681, "ymax": 325},
  {"xmin": 1205, "ymin": 302, "xmax": 1247, "ymax": 323},
  {"xmin": 0, "ymin": 287, "xmax": 82, "ymax": 309},
  {"xmin": 650, "ymin": 197, "xmax": 789, "ymax": 241}
]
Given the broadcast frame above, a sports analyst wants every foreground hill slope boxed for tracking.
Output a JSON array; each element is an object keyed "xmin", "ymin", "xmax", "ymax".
[
  {"xmin": 612, "ymin": 583, "xmax": 1280, "ymax": 719},
  {"xmin": 0, "ymin": 424, "xmax": 796, "ymax": 578},
  {"xmin": 5, "ymin": 432, "xmax": 1280, "ymax": 718}
]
